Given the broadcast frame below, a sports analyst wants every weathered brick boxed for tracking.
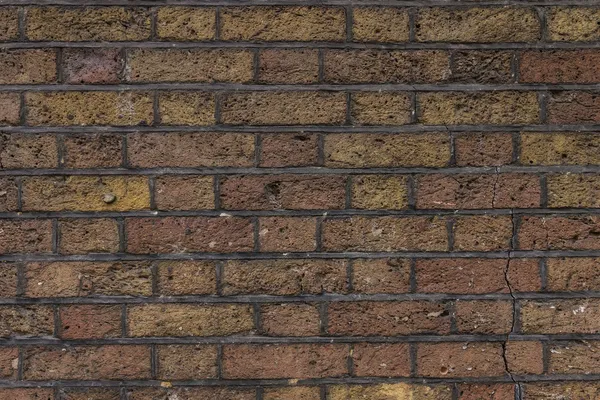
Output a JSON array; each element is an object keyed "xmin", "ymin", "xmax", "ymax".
[
  {"xmin": 157, "ymin": 345, "xmax": 218, "ymax": 380},
  {"xmin": 0, "ymin": 348, "xmax": 20, "ymax": 379},
  {"xmin": 328, "ymin": 384, "xmax": 453, "ymax": 400},
  {"xmin": 451, "ymin": 50, "xmax": 513, "ymax": 83},
  {"xmin": 158, "ymin": 91, "xmax": 214, "ymax": 125},
  {"xmin": 0, "ymin": 133, "xmax": 58, "ymax": 169},
  {"xmin": 260, "ymin": 133, "xmax": 319, "ymax": 167},
  {"xmin": 26, "ymin": 7, "xmax": 151, "ymax": 41},
  {"xmin": 61, "ymin": 388, "xmax": 120, "ymax": 400},
  {"xmin": 0, "ymin": 220, "xmax": 52, "ymax": 254},
  {"xmin": 58, "ymin": 218, "xmax": 120, "ymax": 254},
  {"xmin": 62, "ymin": 48, "xmax": 123, "ymax": 84},
  {"xmin": 258, "ymin": 216, "xmax": 317, "ymax": 252},
  {"xmin": 521, "ymin": 299, "xmax": 600, "ymax": 334},
  {"xmin": 258, "ymin": 49, "xmax": 319, "ymax": 84},
  {"xmin": 458, "ymin": 384, "xmax": 515, "ymax": 400},
  {"xmin": 220, "ymin": 7, "xmax": 346, "ymax": 41},
  {"xmin": 0, "ymin": 178, "xmax": 18, "ymax": 212},
  {"xmin": 352, "ymin": 258, "xmax": 410, "ymax": 294},
  {"xmin": 546, "ymin": 257, "xmax": 600, "ymax": 291},
  {"xmin": 127, "ymin": 304, "xmax": 254, "ymax": 336},
  {"xmin": 59, "ymin": 305, "xmax": 121, "ymax": 339},
  {"xmin": 0, "ymin": 7, "xmax": 18, "ymax": 40},
  {"xmin": 507, "ymin": 258, "xmax": 542, "ymax": 293},
  {"xmin": 0, "ymin": 306, "xmax": 54, "ymax": 338},
  {"xmin": 0, "ymin": 49, "xmax": 56, "ymax": 84},
  {"xmin": 322, "ymin": 216, "xmax": 448, "ymax": 252},
  {"xmin": 222, "ymin": 344, "xmax": 348, "ymax": 379},
  {"xmin": 351, "ymin": 92, "xmax": 412, "ymax": 125},
  {"xmin": 263, "ymin": 387, "xmax": 320, "ymax": 400},
  {"xmin": 453, "ymin": 215, "xmax": 513, "ymax": 251},
  {"xmin": 0, "ymin": 389, "xmax": 54, "ymax": 400},
  {"xmin": 519, "ymin": 215, "xmax": 600, "ymax": 250},
  {"xmin": 548, "ymin": 174, "xmax": 600, "ymax": 207},
  {"xmin": 506, "ymin": 341, "xmax": 543, "ymax": 375},
  {"xmin": 547, "ymin": 7, "xmax": 600, "ymax": 41},
  {"xmin": 155, "ymin": 260, "xmax": 216, "ymax": 295},
  {"xmin": 521, "ymin": 50, "xmax": 600, "ymax": 83},
  {"xmin": 454, "ymin": 132, "xmax": 513, "ymax": 167},
  {"xmin": 455, "ymin": 300, "xmax": 513, "ymax": 334},
  {"xmin": 417, "ymin": 342, "xmax": 505, "ymax": 377},
  {"xmin": 0, "ymin": 263, "xmax": 18, "ymax": 298},
  {"xmin": 127, "ymin": 387, "xmax": 255, "ymax": 400},
  {"xmin": 416, "ymin": 7, "xmax": 540, "ymax": 42},
  {"xmin": 521, "ymin": 132, "xmax": 600, "ymax": 165},
  {"xmin": 156, "ymin": 7, "xmax": 215, "ymax": 41},
  {"xmin": 547, "ymin": 91, "xmax": 600, "ymax": 124},
  {"xmin": 351, "ymin": 175, "xmax": 409, "ymax": 210},
  {"xmin": 63, "ymin": 134, "xmax": 122, "ymax": 168},
  {"xmin": 0, "ymin": 93, "xmax": 21, "ymax": 125},
  {"xmin": 154, "ymin": 175, "xmax": 214, "ymax": 210},
  {"xmin": 353, "ymin": 343, "xmax": 411, "ymax": 377},
  {"xmin": 352, "ymin": 7, "xmax": 409, "ymax": 43},
  {"xmin": 523, "ymin": 383, "xmax": 600, "ymax": 399},
  {"xmin": 260, "ymin": 303, "xmax": 320, "ymax": 336},
  {"xmin": 548, "ymin": 341, "xmax": 600, "ymax": 374}
]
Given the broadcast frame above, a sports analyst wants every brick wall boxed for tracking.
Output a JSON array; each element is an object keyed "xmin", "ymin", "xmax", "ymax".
[{"xmin": 0, "ymin": 1, "xmax": 599, "ymax": 399}]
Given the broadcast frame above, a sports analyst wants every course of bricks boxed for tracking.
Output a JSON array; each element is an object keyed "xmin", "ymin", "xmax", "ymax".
[{"xmin": 2, "ymin": 0, "xmax": 600, "ymax": 399}]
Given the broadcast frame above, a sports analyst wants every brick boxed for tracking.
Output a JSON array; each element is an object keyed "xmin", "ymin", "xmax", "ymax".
[
  {"xmin": 156, "ymin": 7, "xmax": 215, "ymax": 41},
  {"xmin": 263, "ymin": 387, "xmax": 320, "ymax": 400},
  {"xmin": 0, "ymin": 133, "xmax": 58, "ymax": 169},
  {"xmin": 458, "ymin": 384, "xmax": 515, "ymax": 400},
  {"xmin": 222, "ymin": 344, "xmax": 348, "ymax": 379},
  {"xmin": 126, "ymin": 216, "xmax": 254, "ymax": 253},
  {"xmin": 546, "ymin": 257, "xmax": 600, "ymax": 291},
  {"xmin": 547, "ymin": 91, "xmax": 600, "ymax": 124},
  {"xmin": 353, "ymin": 343, "xmax": 411, "ymax": 377},
  {"xmin": 417, "ymin": 342, "xmax": 505, "ymax": 377},
  {"xmin": 0, "ymin": 263, "xmax": 17, "ymax": 297},
  {"xmin": 0, "ymin": 306, "xmax": 54, "ymax": 337},
  {"xmin": 258, "ymin": 49, "xmax": 319, "ymax": 84},
  {"xmin": 0, "ymin": 178, "xmax": 18, "ymax": 212},
  {"xmin": 521, "ymin": 299, "xmax": 600, "ymax": 334},
  {"xmin": 506, "ymin": 341, "xmax": 543, "ymax": 375},
  {"xmin": 220, "ymin": 6, "xmax": 346, "ymax": 41},
  {"xmin": 416, "ymin": 174, "xmax": 540, "ymax": 209},
  {"xmin": 58, "ymin": 218, "xmax": 120, "ymax": 254},
  {"xmin": 158, "ymin": 91, "xmax": 215, "ymax": 125},
  {"xmin": 327, "ymin": 301, "xmax": 451, "ymax": 336},
  {"xmin": 0, "ymin": 347, "xmax": 18, "ymax": 379},
  {"xmin": 61, "ymin": 388, "xmax": 120, "ymax": 400},
  {"xmin": 0, "ymin": 220, "xmax": 52, "ymax": 254},
  {"xmin": 523, "ymin": 383, "xmax": 600, "ymax": 399},
  {"xmin": 549, "ymin": 341, "xmax": 600, "ymax": 374},
  {"xmin": 154, "ymin": 175, "xmax": 214, "ymax": 210},
  {"xmin": 0, "ymin": 49, "xmax": 56, "ymax": 84},
  {"xmin": 352, "ymin": 258, "xmax": 410, "ymax": 294},
  {"xmin": 26, "ymin": 7, "xmax": 151, "ymax": 41},
  {"xmin": 63, "ymin": 134, "xmax": 122, "ymax": 168},
  {"xmin": 416, "ymin": 7, "xmax": 540, "ymax": 42},
  {"xmin": 62, "ymin": 48, "xmax": 123, "ymax": 84},
  {"xmin": 127, "ymin": 304, "xmax": 254, "ymax": 336},
  {"xmin": 26, "ymin": 92, "xmax": 153, "ymax": 126},
  {"xmin": 127, "ymin": 387, "xmax": 255, "ymax": 400},
  {"xmin": 220, "ymin": 175, "xmax": 346, "ymax": 210},
  {"xmin": 324, "ymin": 50, "xmax": 450, "ymax": 84},
  {"xmin": 351, "ymin": 175, "xmax": 409, "ymax": 210},
  {"xmin": 260, "ymin": 303, "xmax": 320, "ymax": 336},
  {"xmin": 328, "ymin": 384, "xmax": 453, "ymax": 400},
  {"xmin": 23, "ymin": 345, "xmax": 150, "ymax": 380},
  {"xmin": 59, "ymin": 305, "xmax": 121, "ymax": 339},
  {"xmin": 507, "ymin": 258, "xmax": 542, "ymax": 293},
  {"xmin": 155, "ymin": 260, "xmax": 216, "ymax": 295},
  {"xmin": 451, "ymin": 50, "xmax": 513, "ymax": 83},
  {"xmin": 221, "ymin": 92, "xmax": 346, "ymax": 125},
  {"xmin": 0, "ymin": 7, "xmax": 18, "ymax": 40},
  {"xmin": 322, "ymin": 216, "xmax": 448, "ymax": 252},
  {"xmin": 157, "ymin": 345, "xmax": 218, "ymax": 380},
  {"xmin": 548, "ymin": 7, "xmax": 600, "ymax": 41},
  {"xmin": 521, "ymin": 132, "xmax": 600, "ymax": 165},
  {"xmin": 521, "ymin": 50, "xmax": 600, "ymax": 83},
  {"xmin": 260, "ymin": 133, "xmax": 318, "ymax": 167},
  {"xmin": 324, "ymin": 133, "xmax": 451, "ymax": 168},
  {"xmin": 453, "ymin": 215, "xmax": 513, "ymax": 251},
  {"xmin": 22, "ymin": 176, "xmax": 149, "ymax": 212},
  {"xmin": 259, "ymin": 216, "xmax": 316, "ymax": 252},
  {"xmin": 454, "ymin": 132, "xmax": 513, "ymax": 167},
  {"xmin": 351, "ymin": 92, "xmax": 412, "ymax": 125},
  {"xmin": 519, "ymin": 215, "xmax": 600, "ymax": 250},
  {"xmin": 24, "ymin": 261, "xmax": 152, "ymax": 297},
  {"xmin": 352, "ymin": 7, "xmax": 409, "ymax": 43},
  {"xmin": 0, "ymin": 93, "xmax": 20, "ymax": 125},
  {"xmin": 418, "ymin": 92, "xmax": 539, "ymax": 125},
  {"xmin": 128, "ymin": 49, "xmax": 253, "ymax": 83},
  {"xmin": 455, "ymin": 300, "xmax": 513, "ymax": 334},
  {"xmin": 548, "ymin": 174, "xmax": 600, "ymax": 207},
  {"xmin": 222, "ymin": 259, "xmax": 347, "ymax": 295},
  {"xmin": 0, "ymin": 389, "xmax": 54, "ymax": 400}
]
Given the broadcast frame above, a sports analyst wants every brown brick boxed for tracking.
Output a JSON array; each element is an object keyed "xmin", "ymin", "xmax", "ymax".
[
  {"xmin": 156, "ymin": 260, "xmax": 216, "ymax": 295},
  {"xmin": 548, "ymin": 174, "xmax": 600, "ymax": 207},
  {"xmin": 26, "ymin": 92, "xmax": 153, "ymax": 126},
  {"xmin": 59, "ymin": 305, "xmax": 121, "ymax": 339},
  {"xmin": 548, "ymin": 7, "xmax": 600, "ymax": 41},
  {"xmin": 455, "ymin": 300, "xmax": 513, "ymax": 334},
  {"xmin": 26, "ymin": 7, "xmax": 151, "ymax": 41},
  {"xmin": 0, "ymin": 347, "xmax": 18, "ymax": 379},
  {"xmin": 521, "ymin": 299, "xmax": 600, "ymax": 334},
  {"xmin": 154, "ymin": 175, "xmax": 214, "ymax": 210},
  {"xmin": 63, "ymin": 134, "xmax": 122, "ymax": 168},
  {"xmin": 22, "ymin": 176, "xmax": 149, "ymax": 212},
  {"xmin": 352, "ymin": 258, "xmax": 410, "ymax": 294},
  {"xmin": 451, "ymin": 51, "xmax": 513, "ymax": 83},
  {"xmin": 0, "ymin": 388, "xmax": 54, "ymax": 400},
  {"xmin": 352, "ymin": 7, "xmax": 409, "ymax": 43},
  {"xmin": 353, "ymin": 343, "xmax": 411, "ymax": 377},
  {"xmin": 351, "ymin": 175, "xmax": 409, "ymax": 210},
  {"xmin": 222, "ymin": 259, "xmax": 347, "ymax": 296},
  {"xmin": 259, "ymin": 216, "xmax": 316, "ymax": 252},
  {"xmin": 523, "ymin": 383, "xmax": 600, "ymax": 399},
  {"xmin": 458, "ymin": 384, "xmax": 515, "ymax": 400},
  {"xmin": 263, "ymin": 387, "xmax": 320, "ymax": 400},
  {"xmin": 58, "ymin": 218, "xmax": 119, "ymax": 254},
  {"xmin": 0, "ymin": 49, "xmax": 56, "ymax": 84},
  {"xmin": 547, "ymin": 257, "xmax": 600, "ymax": 291},
  {"xmin": 549, "ymin": 341, "xmax": 600, "ymax": 374},
  {"xmin": 156, "ymin": 7, "xmax": 215, "ymax": 41},
  {"xmin": 521, "ymin": 132, "xmax": 600, "ymax": 166},
  {"xmin": 260, "ymin": 133, "xmax": 318, "ymax": 167},
  {"xmin": 455, "ymin": 132, "xmax": 513, "ymax": 167},
  {"xmin": 328, "ymin": 384, "xmax": 453, "ymax": 400},
  {"xmin": 258, "ymin": 49, "xmax": 319, "ymax": 84},
  {"xmin": 416, "ymin": 174, "xmax": 540, "ymax": 209},
  {"xmin": 0, "ymin": 263, "xmax": 17, "ymax": 298},
  {"xmin": 220, "ymin": 6, "xmax": 345, "ymax": 41},
  {"xmin": 351, "ymin": 92, "xmax": 412, "ymax": 125},
  {"xmin": 322, "ymin": 216, "xmax": 448, "ymax": 252},
  {"xmin": 222, "ymin": 344, "xmax": 348, "ymax": 379},
  {"xmin": 61, "ymin": 388, "xmax": 120, "ymax": 400},
  {"xmin": 24, "ymin": 261, "xmax": 152, "ymax": 297},
  {"xmin": 327, "ymin": 301, "xmax": 451, "ymax": 336},
  {"xmin": 521, "ymin": 50, "xmax": 600, "ymax": 83},
  {"xmin": 127, "ymin": 387, "xmax": 255, "ymax": 400},
  {"xmin": 453, "ymin": 215, "xmax": 513, "ymax": 251},
  {"xmin": 128, "ymin": 132, "xmax": 254, "ymax": 168},
  {"xmin": 23, "ymin": 345, "xmax": 150, "ymax": 380},
  {"xmin": 0, "ymin": 7, "xmax": 18, "ymax": 40},
  {"xmin": 418, "ymin": 92, "xmax": 539, "ymax": 125},
  {"xmin": 324, "ymin": 50, "xmax": 450, "ymax": 83},
  {"xmin": 507, "ymin": 258, "xmax": 542, "ymax": 293},
  {"xmin": 157, "ymin": 345, "xmax": 218, "ymax": 380},
  {"xmin": 221, "ymin": 175, "xmax": 345, "ymax": 210},
  {"xmin": 547, "ymin": 91, "xmax": 600, "ymax": 124},
  {"xmin": 127, "ymin": 304, "xmax": 254, "ymax": 337},
  {"xmin": 221, "ymin": 92, "xmax": 346, "ymax": 125},
  {"xmin": 416, "ymin": 7, "xmax": 540, "ymax": 42},
  {"xmin": 0, "ymin": 93, "xmax": 20, "ymax": 125},
  {"xmin": 0, "ymin": 178, "xmax": 17, "ymax": 212},
  {"xmin": 260, "ymin": 303, "xmax": 320, "ymax": 336},
  {"xmin": 126, "ymin": 216, "xmax": 254, "ymax": 253},
  {"xmin": 158, "ymin": 91, "xmax": 214, "ymax": 125},
  {"xmin": 324, "ymin": 133, "xmax": 451, "ymax": 168},
  {"xmin": 62, "ymin": 48, "xmax": 123, "ymax": 84},
  {"xmin": 0, "ymin": 220, "xmax": 52, "ymax": 254},
  {"xmin": 0, "ymin": 133, "xmax": 58, "ymax": 169},
  {"xmin": 506, "ymin": 341, "xmax": 543, "ymax": 375},
  {"xmin": 0, "ymin": 306, "xmax": 54, "ymax": 338},
  {"xmin": 417, "ymin": 342, "xmax": 505, "ymax": 377},
  {"xmin": 519, "ymin": 215, "xmax": 600, "ymax": 250}
]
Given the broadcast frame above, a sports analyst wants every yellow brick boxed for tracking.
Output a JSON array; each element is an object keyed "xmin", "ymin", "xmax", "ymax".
[
  {"xmin": 156, "ymin": 7, "xmax": 215, "ymax": 40},
  {"xmin": 158, "ymin": 92, "xmax": 215, "ymax": 125}
]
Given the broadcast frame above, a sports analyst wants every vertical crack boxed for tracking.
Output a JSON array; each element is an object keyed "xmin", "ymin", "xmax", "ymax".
[{"xmin": 491, "ymin": 166, "xmax": 500, "ymax": 209}]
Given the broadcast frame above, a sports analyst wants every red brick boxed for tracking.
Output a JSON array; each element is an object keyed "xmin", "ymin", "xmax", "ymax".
[
  {"xmin": 59, "ymin": 218, "xmax": 120, "ymax": 254},
  {"xmin": 63, "ymin": 134, "xmax": 122, "ymax": 169},
  {"xmin": 458, "ymin": 384, "xmax": 515, "ymax": 400},
  {"xmin": 454, "ymin": 132, "xmax": 514, "ymax": 167},
  {"xmin": 519, "ymin": 215, "xmax": 600, "ymax": 250},
  {"xmin": 127, "ymin": 387, "xmax": 254, "ymax": 400},
  {"xmin": 453, "ymin": 216, "xmax": 513, "ymax": 251},
  {"xmin": 0, "ymin": 93, "xmax": 21, "ymax": 125},
  {"xmin": 258, "ymin": 216, "xmax": 317, "ymax": 252},
  {"xmin": 0, "ymin": 347, "xmax": 18, "ymax": 379},
  {"xmin": 352, "ymin": 258, "xmax": 410, "ymax": 294},
  {"xmin": 260, "ymin": 303, "xmax": 320, "ymax": 336},
  {"xmin": 61, "ymin": 388, "xmax": 120, "ymax": 400},
  {"xmin": 0, "ymin": 178, "xmax": 18, "ymax": 212},
  {"xmin": 0, "ymin": 389, "xmax": 54, "ymax": 400},
  {"xmin": 154, "ymin": 176, "xmax": 214, "ymax": 210},
  {"xmin": 521, "ymin": 299, "xmax": 600, "ymax": 334},
  {"xmin": 454, "ymin": 300, "xmax": 513, "ymax": 334},
  {"xmin": 0, "ymin": 306, "xmax": 54, "ymax": 338},
  {"xmin": 260, "ymin": 133, "xmax": 319, "ymax": 167},
  {"xmin": 417, "ymin": 342, "xmax": 505, "ymax": 377},
  {"xmin": 59, "ymin": 305, "xmax": 121, "ymax": 339},
  {"xmin": 0, "ymin": 133, "xmax": 58, "ymax": 169},
  {"xmin": 0, "ymin": 49, "xmax": 56, "ymax": 84},
  {"xmin": 547, "ymin": 92, "xmax": 600, "ymax": 124},
  {"xmin": 62, "ymin": 48, "xmax": 123, "ymax": 84},
  {"xmin": 505, "ymin": 341, "xmax": 543, "ymax": 375},
  {"xmin": 548, "ymin": 341, "xmax": 600, "ymax": 374},
  {"xmin": 0, "ymin": 263, "xmax": 18, "ymax": 298},
  {"xmin": 0, "ymin": 220, "xmax": 52, "ymax": 254},
  {"xmin": 507, "ymin": 258, "xmax": 542, "ymax": 293},
  {"xmin": 523, "ymin": 383, "xmax": 600, "ymax": 399},
  {"xmin": 155, "ymin": 260, "xmax": 216, "ymax": 295},
  {"xmin": 353, "ymin": 343, "xmax": 411, "ymax": 377},
  {"xmin": 521, "ymin": 50, "xmax": 600, "ymax": 83},
  {"xmin": 328, "ymin": 384, "xmax": 453, "ymax": 400},
  {"xmin": 157, "ymin": 345, "xmax": 218, "ymax": 380}
]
